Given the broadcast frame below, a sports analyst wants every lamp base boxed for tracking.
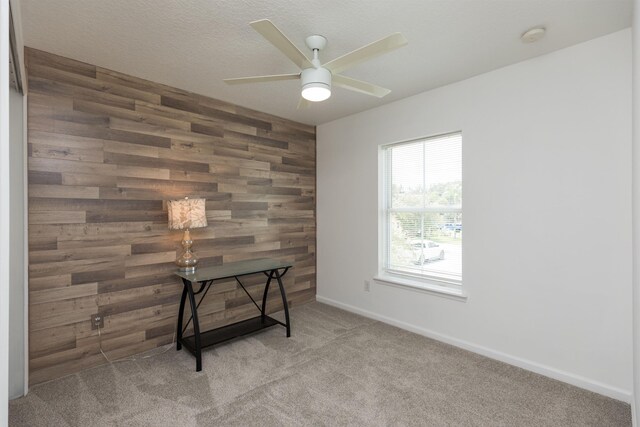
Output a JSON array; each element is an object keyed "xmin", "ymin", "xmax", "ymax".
[{"xmin": 175, "ymin": 229, "xmax": 199, "ymax": 273}]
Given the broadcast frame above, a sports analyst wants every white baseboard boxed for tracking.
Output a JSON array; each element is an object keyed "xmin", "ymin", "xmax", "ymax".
[
  {"xmin": 632, "ymin": 398, "xmax": 637, "ymax": 427},
  {"xmin": 316, "ymin": 294, "xmax": 632, "ymax": 404}
]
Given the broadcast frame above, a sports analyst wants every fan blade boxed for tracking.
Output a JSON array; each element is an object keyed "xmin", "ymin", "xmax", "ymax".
[
  {"xmin": 333, "ymin": 75, "xmax": 391, "ymax": 98},
  {"xmin": 250, "ymin": 19, "xmax": 312, "ymax": 69},
  {"xmin": 297, "ymin": 97, "xmax": 310, "ymax": 110},
  {"xmin": 323, "ymin": 33, "xmax": 407, "ymax": 75},
  {"xmin": 223, "ymin": 73, "xmax": 300, "ymax": 85}
]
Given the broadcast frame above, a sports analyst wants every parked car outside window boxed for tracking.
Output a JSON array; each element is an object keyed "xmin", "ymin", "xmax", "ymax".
[
  {"xmin": 411, "ymin": 240, "xmax": 445, "ymax": 264},
  {"xmin": 440, "ymin": 223, "xmax": 462, "ymax": 232}
]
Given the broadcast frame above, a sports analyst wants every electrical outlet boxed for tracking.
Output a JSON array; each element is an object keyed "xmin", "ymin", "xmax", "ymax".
[
  {"xmin": 364, "ymin": 280, "xmax": 371, "ymax": 292},
  {"xmin": 91, "ymin": 314, "xmax": 104, "ymax": 329}
]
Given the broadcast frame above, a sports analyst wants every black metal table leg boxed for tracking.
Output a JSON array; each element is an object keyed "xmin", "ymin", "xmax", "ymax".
[
  {"xmin": 174, "ymin": 260, "xmax": 294, "ymax": 372},
  {"xmin": 185, "ymin": 280, "xmax": 202, "ymax": 371},
  {"xmin": 176, "ymin": 281, "xmax": 188, "ymax": 351},
  {"xmin": 274, "ymin": 269, "xmax": 291, "ymax": 337},
  {"xmin": 261, "ymin": 273, "xmax": 273, "ymax": 323}
]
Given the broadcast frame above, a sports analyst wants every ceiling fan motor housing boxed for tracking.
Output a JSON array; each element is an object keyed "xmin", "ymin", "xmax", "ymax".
[{"xmin": 301, "ymin": 67, "xmax": 332, "ymax": 101}]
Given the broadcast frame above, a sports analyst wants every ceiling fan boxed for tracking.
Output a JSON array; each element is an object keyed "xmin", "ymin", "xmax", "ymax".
[{"xmin": 224, "ymin": 19, "xmax": 408, "ymax": 108}]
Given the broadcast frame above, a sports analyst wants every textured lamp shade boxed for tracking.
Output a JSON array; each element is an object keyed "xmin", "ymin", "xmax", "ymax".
[
  {"xmin": 167, "ymin": 198, "xmax": 208, "ymax": 230},
  {"xmin": 167, "ymin": 197, "xmax": 207, "ymax": 273}
]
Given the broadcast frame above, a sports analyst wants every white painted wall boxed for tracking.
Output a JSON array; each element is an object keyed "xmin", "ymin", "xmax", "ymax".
[
  {"xmin": 8, "ymin": 88, "xmax": 24, "ymax": 399},
  {"xmin": 632, "ymin": 0, "xmax": 639, "ymax": 423},
  {"xmin": 317, "ymin": 29, "xmax": 632, "ymax": 401}
]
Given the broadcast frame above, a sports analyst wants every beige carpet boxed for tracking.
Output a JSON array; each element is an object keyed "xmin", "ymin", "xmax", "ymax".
[{"xmin": 9, "ymin": 301, "xmax": 631, "ymax": 426}]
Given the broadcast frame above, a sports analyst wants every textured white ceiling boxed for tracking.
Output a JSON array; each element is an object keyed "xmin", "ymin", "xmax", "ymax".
[{"xmin": 20, "ymin": 0, "xmax": 631, "ymax": 125}]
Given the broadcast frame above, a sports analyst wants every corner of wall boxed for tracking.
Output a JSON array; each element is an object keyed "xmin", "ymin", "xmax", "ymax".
[
  {"xmin": 8, "ymin": 0, "xmax": 25, "ymax": 90},
  {"xmin": 631, "ymin": 0, "xmax": 639, "ymax": 423}
]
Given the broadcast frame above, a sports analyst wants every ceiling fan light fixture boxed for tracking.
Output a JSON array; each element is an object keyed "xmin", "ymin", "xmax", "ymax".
[
  {"xmin": 302, "ymin": 83, "xmax": 331, "ymax": 102},
  {"xmin": 301, "ymin": 67, "xmax": 331, "ymax": 102}
]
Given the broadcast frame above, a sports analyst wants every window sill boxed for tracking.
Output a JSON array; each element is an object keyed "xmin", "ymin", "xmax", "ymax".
[{"xmin": 373, "ymin": 274, "xmax": 467, "ymax": 301}]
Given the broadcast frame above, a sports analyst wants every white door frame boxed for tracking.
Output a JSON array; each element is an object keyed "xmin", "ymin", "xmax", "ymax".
[{"xmin": 1, "ymin": 0, "xmax": 12, "ymax": 424}]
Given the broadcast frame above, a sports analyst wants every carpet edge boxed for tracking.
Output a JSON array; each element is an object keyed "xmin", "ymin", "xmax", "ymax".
[{"xmin": 315, "ymin": 294, "xmax": 632, "ymax": 404}]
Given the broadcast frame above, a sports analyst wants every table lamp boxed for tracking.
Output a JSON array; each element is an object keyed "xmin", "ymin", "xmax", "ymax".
[{"xmin": 167, "ymin": 197, "xmax": 207, "ymax": 273}]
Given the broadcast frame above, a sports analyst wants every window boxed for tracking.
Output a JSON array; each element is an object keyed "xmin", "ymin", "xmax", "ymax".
[{"xmin": 381, "ymin": 132, "xmax": 462, "ymax": 287}]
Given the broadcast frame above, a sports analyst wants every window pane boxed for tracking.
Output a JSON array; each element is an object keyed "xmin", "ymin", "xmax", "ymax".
[
  {"xmin": 390, "ymin": 142, "xmax": 424, "ymax": 209},
  {"xmin": 389, "ymin": 211, "xmax": 462, "ymax": 278},
  {"xmin": 384, "ymin": 132, "xmax": 462, "ymax": 282},
  {"xmin": 390, "ymin": 134, "xmax": 461, "ymax": 210},
  {"xmin": 424, "ymin": 135, "xmax": 461, "ymax": 208}
]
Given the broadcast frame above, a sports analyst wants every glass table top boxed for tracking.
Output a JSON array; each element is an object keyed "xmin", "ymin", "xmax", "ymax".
[{"xmin": 174, "ymin": 258, "xmax": 292, "ymax": 282}]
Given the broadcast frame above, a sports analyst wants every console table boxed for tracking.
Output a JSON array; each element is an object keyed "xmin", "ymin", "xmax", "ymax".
[{"xmin": 174, "ymin": 258, "xmax": 292, "ymax": 371}]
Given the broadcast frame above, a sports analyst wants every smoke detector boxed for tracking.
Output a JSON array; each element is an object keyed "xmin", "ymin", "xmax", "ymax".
[{"xmin": 521, "ymin": 27, "xmax": 546, "ymax": 43}]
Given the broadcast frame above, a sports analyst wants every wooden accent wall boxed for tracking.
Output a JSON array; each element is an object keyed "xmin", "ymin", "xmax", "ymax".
[{"xmin": 25, "ymin": 48, "xmax": 316, "ymax": 384}]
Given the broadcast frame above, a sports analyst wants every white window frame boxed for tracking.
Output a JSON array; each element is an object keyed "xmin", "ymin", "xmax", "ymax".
[{"xmin": 375, "ymin": 132, "xmax": 466, "ymax": 300}]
